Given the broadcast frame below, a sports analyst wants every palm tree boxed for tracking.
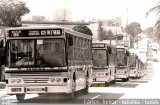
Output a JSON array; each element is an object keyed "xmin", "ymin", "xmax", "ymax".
[
  {"xmin": 146, "ymin": 1, "xmax": 160, "ymax": 16},
  {"xmin": 146, "ymin": 1, "xmax": 160, "ymax": 42}
]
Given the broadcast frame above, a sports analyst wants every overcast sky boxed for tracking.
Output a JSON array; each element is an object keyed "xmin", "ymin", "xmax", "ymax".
[{"xmin": 21, "ymin": 0, "xmax": 159, "ymax": 29}]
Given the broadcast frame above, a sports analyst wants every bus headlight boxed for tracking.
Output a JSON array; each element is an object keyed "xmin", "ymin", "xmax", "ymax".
[
  {"xmin": 11, "ymin": 79, "xmax": 15, "ymax": 83},
  {"xmin": 56, "ymin": 78, "xmax": 61, "ymax": 82},
  {"xmin": 17, "ymin": 79, "xmax": 22, "ymax": 83},
  {"xmin": 50, "ymin": 78, "xmax": 56, "ymax": 82}
]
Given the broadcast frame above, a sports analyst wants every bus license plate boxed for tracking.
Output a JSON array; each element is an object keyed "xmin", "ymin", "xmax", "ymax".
[{"xmin": 26, "ymin": 87, "xmax": 45, "ymax": 92}]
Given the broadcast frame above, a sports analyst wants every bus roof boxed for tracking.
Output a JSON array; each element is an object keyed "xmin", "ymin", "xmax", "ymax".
[
  {"xmin": 92, "ymin": 40, "xmax": 116, "ymax": 47},
  {"xmin": 6, "ymin": 25, "xmax": 92, "ymax": 39}
]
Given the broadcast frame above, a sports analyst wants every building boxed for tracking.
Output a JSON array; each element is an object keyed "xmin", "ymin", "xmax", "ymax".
[
  {"xmin": 32, "ymin": 16, "xmax": 46, "ymax": 22},
  {"xmin": 53, "ymin": 8, "xmax": 72, "ymax": 22}
]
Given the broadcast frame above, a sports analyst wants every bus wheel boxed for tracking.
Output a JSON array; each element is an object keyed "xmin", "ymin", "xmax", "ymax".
[
  {"xmin": 84, "ymin": 75, "xmax": 89, "ymax": 94},
  {"xmin": 0, "ymin": 65, "xmax": 5, "ymax": 82},
  {"xmin": 105, "ymin": 82, "xmax": 110, "ymax": 86},
  {"xmin": 70, "ymin": 81, "xmax": 76, "ymax": 99},
  {"xmin": 112, "ymin": 76, "xmax": 116, "ymax": 84},
  {"xmin": 16, "ymin": 94, "xmax": 25, "ymax": 101}
]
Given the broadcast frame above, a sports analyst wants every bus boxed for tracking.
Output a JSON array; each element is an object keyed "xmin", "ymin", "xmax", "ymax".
[
  {"xmin": 92, "ymin": 41, "xmax": 117, "ymax": 86},
  {"xmin": 137, "ymin": 59, "xmax": 146, "ymax": 78},
  {"xmin": 129, "ymin": 53, "xmax": 139, "ymax": 79},
  {"xmin": 116, "ymin": 46, "xmax": 130, "ymax": 82},
  {"xmin": 1, "ymin": 26, "xmax": 92, "ymax": 101}
]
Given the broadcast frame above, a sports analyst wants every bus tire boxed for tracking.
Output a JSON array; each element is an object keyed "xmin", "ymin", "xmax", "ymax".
[
  {"xmin": 105, "ymin": 82, "xmax": 110, "ymax": 86},
  {"xmin": 112, "ymin": 77, "xmax": 116, "ymax": 84},
  {"xmin": 84, "ymin": 72, "xmax": 89, "ymax": 94},
  {"xmin": 70, "ymin": 73, "xmax": 76, "ymax": 99},
  {"xmin": 113, "ymin": 70, "xmax": 117, "ymax": 84},
  {"xmin": 0, "ymin": 65, "xmax": 5, "ymax": 82},
  {"xmin": 126, "ymin": 78, "xmax": 129, "ymax": 81},
  {"xmin": 70, "ymin": 82, "xmax": 76, "ymax": 98},
  {"xmin": 16, "ymin": 94, "xmax": 25, "ymax": 101}
]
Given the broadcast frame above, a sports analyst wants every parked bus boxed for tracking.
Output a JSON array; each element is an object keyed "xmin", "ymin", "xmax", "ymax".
[
  {"xmin": 116, "ymin": 46, "xmax": 130, "ymax": 82},
  {"xmin": 129, "ymin": 53, "xmax": 139, "ymax": 78},
  {"xmin": 1, "ymin": 26, "xmax": 92, "ymax": 101},
  {"xmin": 92, "ymin": 41, "xmax": 117, "ymax": 86},
  {"xmin": 137, "ymin": 59, "xmax": 146, "ymax": 78}
]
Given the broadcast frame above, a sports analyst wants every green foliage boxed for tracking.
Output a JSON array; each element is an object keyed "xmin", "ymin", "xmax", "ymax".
[
  {"xmin": 97, "ymin": 21, "xmax": 114, "ymax": 41},
  {"xmin": 125, "ymin": 22, "xmax": 142, "ymax": 48},
  {"xmin": 0, "ymin": 0, "xmax": 30, "ymax": 27},
  {"xmin": 103, "ymin": 30, "xmax": 113, "ymax": 40},
  {"xmin": 146, "ymin": 1, "xmax": 160, "ymax": 42},
  {"xmin": 72, "ymin": 25, "xmax": 93, "ymax": 36},
  {"xmin": 146, "ymin": 1, "xmax": 160, "ymax": 17},
  {"xmin": 125, "ymin": 22, "xmax": 142, "ymax": 38},
  {"xmin": 144, "ymin": 27, "xmax": 154, "ymax": 39}
]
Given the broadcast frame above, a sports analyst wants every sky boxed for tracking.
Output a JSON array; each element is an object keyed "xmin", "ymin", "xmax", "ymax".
[{"xmin": 21, "ymin": 0, "xmax": 159, "ymax": 29}]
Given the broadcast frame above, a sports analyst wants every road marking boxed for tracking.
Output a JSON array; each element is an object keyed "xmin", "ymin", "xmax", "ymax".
[{"xmin": 91, "ymin": 95, "xmax": 101, "ymax": 99}]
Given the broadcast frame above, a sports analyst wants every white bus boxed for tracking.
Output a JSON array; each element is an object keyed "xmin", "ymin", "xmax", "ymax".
[
  {"xmin": 92, "ymin": 41, "xmax": 117, "ymax": 86},
  {"xmin": 2, "ymin": 26, "xmax": 92, "ymax": 101},
  {"xmin": 116, "ymin": 46, "xmax": 130, "ymax": 82},
  {"xmin": 129, "ymin": 53, "xmax": 139, "ymax": 78}
]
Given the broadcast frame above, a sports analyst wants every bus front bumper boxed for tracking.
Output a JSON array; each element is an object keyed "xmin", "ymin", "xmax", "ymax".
[
  {"xmin": 6, "ymin": 85, "xmax": 72, "ymax": 94},
  {"xmin": 92, "ymin": 77, "xmax": 110, "ymax": 83},
  {"xmin": 129, "ymin": 69, "xmax": 138, "ymax": 77},
  {"xmin": 116, "ymin": 74, "xmax": 128, "ymax": 79}
]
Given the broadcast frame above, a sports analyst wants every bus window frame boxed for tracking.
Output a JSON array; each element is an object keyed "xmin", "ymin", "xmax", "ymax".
[{"xmin": 7, "ymin": 38, "xmax": 67, "ymax": 68}]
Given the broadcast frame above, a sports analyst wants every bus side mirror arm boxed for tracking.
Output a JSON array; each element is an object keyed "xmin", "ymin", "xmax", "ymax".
[
  {"xmin": 0, "ymin": 40, "xmax": 4, "ymax": 48},
  {"xmin": 68, "ymin": 36, "xmax": 73, "ymax": 46}
]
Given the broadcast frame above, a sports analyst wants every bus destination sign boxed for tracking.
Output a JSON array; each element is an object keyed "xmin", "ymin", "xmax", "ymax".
[
  {"xmin": 116, "ymin": 48, "xmax": 125, "ymax": 52},
  {"xmin": 9, "ymin": 29, "xmax": 62, "ymax": 37},
  {"xmin": 92, "ymin": 43, "xmax": 105, "ymax": 48}
]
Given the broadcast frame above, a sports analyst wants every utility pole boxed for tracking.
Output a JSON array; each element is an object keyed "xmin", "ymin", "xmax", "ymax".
[{"xmin": 126, "ymin": 8, "xmax": 128, "ymax": 26}]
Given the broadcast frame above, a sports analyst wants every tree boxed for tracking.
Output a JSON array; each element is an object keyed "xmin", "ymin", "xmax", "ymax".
[
  {"xmin": 97, "ymin": 21, "xmax": 114, "ymax": 41},
  {"xmin": 146, "ymin": 1, "xmax": 160, "ymax": 17},
  {"xmin": 103, "ymin": 30, "xmax": 113, "ymax": 40},
  {"xmin": 125, "ymin": 22, "xmax": 142, "ymax": 38},
  {"xmin": 72, "ymin": 25, "xmax": 93, "ymax": 36},
  {"xmin": 144, "ymin": 27, "xmax": 154, "ymax": 40},
  {"xmin": 125, "ymin": 22, "xmax": 142, "ymax": 48},
  {"xmin": 0, "ymin": 0, "xmax": 30, "ymax": 27},
  {"xmin": 146, "ymin": 1, "xmax": 160, "ymax": 43}
]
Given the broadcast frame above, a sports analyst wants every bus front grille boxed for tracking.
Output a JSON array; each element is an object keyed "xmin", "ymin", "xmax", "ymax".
[{"xmin": 23, "ymin": 78, "xmax": 49, "ymax": 83}]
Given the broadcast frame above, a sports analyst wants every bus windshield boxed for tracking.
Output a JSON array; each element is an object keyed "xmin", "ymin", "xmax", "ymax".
[
  {"xmin": 117, "ymin": 53, "xmax": 127, "ymax": 66},
  {"xmin": 129, "ymin": 56, "xmax": 136, "ymax": 67},
  {"xmin": 9, "ymin": 39, "xmax": 66, "ymax": 67},
  {"xmin": 92, "ymin": 49, "xmax": 108, "ymax": 67}
]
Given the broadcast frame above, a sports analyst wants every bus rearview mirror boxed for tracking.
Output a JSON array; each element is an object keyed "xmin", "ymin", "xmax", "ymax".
[
  {"xmin": 68, "ymin": 36, "xmax": 73, "ymax": 46},
  {"xmin": 126, "ymin": 51, "xmax": 130, "ymax": 56},
  {"xmin": 0, "ymin": 40, "xmax": 4, "ymax": 48},
  {"xmin": 107, "ymin": 46, "xmax": 112, "ymax": 54}
]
